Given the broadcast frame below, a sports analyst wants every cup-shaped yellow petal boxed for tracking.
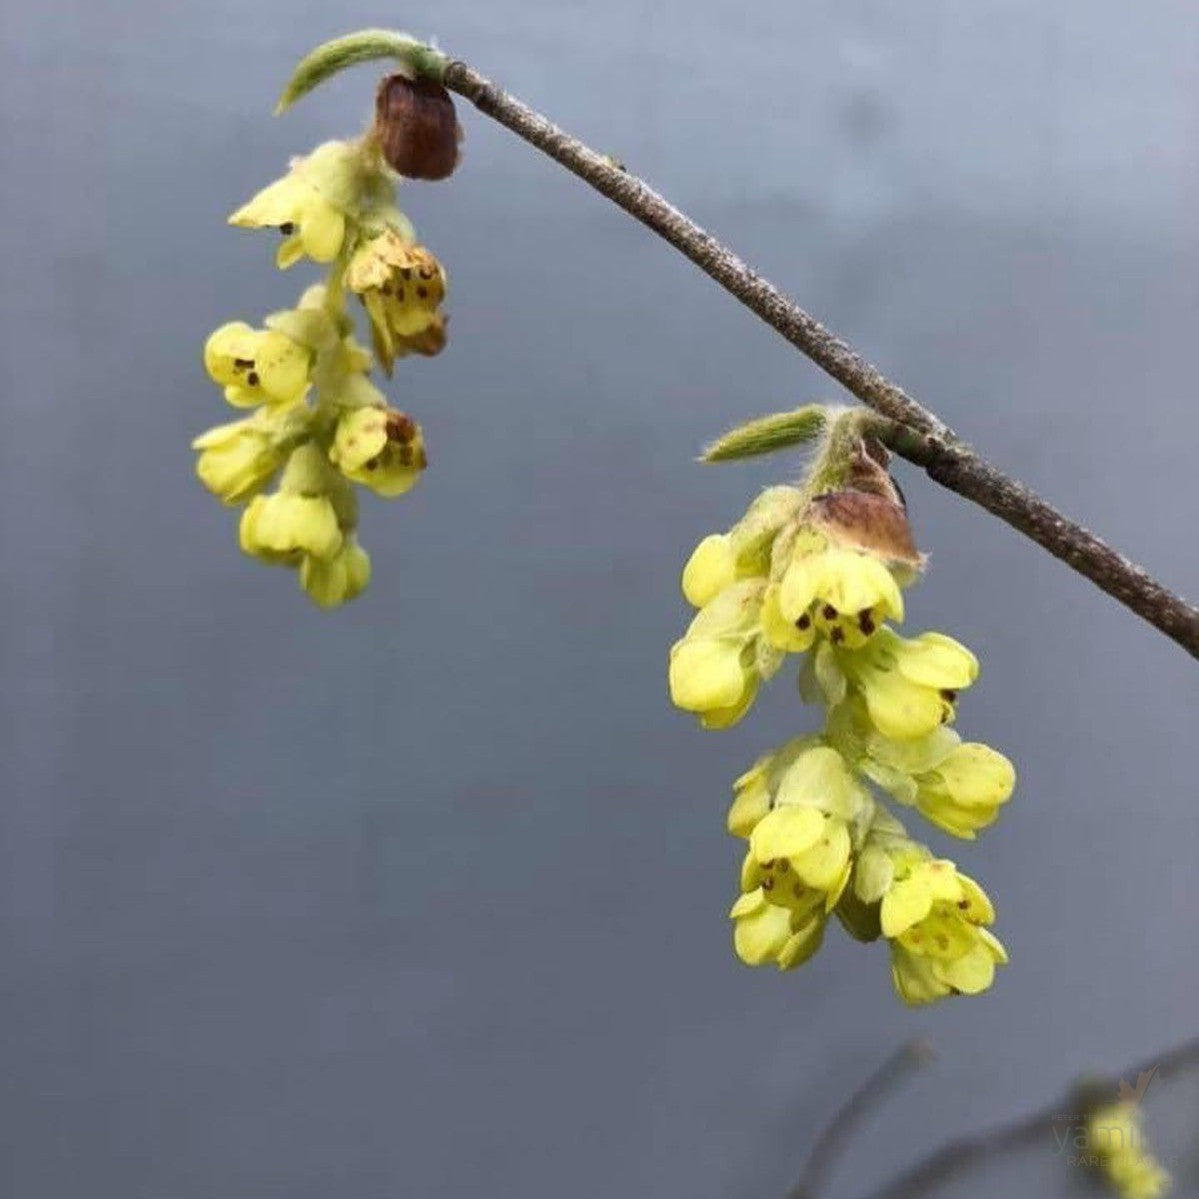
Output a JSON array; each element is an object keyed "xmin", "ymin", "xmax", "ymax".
[
  {"xmin": 229, "ymin": 141, "xmax": 368, "ymax": 268},
  {"xmin": 819, "ymin": 549, "xmax": 904, "ymax": 622},
  {"xmin": 777, "ymin": 913, "xmax": 826, "ymax": 970},
  {"xmin": 774, "ymin": 744, "xmax": 867, "ymax": 820},
  {"xmin": 730, "ymin": 889, "xmax": 794, "ymax": 966},
  {"xmin": 346, "ymin": 231, "xmax": 447, "ymax": 373},
  {"xmin": 299, "ymin": 537, "xmax": 371, "ymax": 608},
  {"xmin": 750, "ymin": 806, "xmax": 826, "ymax": 863},
  {"xmin": 204, "ymin": 322, "xmax": 311, "ymax": 408},
  {"xmin": 239, "ymin": 492, "xmax": 343, "ymax": 564},
  {"xmin": 790, "ymin": 819, "xmax": 852, "ymax": 891},
  {"xmin": 880, "ymin": 874, "xmax": 935, "ymax": 938},
  {"xmin": 843, "ymin": 628, "xmax": 975, "ymax": 740},
  {"xmin": 778, "ymin": 549, "xmax": 825, "ymax": 623},
  {"xmin": 894, "ymin": 631, "xmax": 979, "ymax": 690},
  {"xmin": 330, "ymin": 406, "xmax": 427, "ymax": 498},
  {"xmin": 761, "ymin": 583, "xmax": 817, "ymax": 652},
  {"xmin": 682, "ymin": 534, "xmax": 736, "ymax": 608},
  {"xmin": 669, "ymin": 639, "xmax": 749, "ymax": 713},
  {"xmin": 912, "ymin": 744, "xmax": 1015, "ymax": 838},
  {"xmin": 669, "ymin": 580, "xmax": 765, "ymax": 727},
  {"xmin": 697, "ymin": 677, "xmax": 759, "ymax": 729},
  {"xmin": 862, "ymin": 663, "xmax": 952, "ymax": 740},
  {"xmin": 727, "ymin": 756, "xmax": 772, "ymax": 837},
  {"xmin": 192, "ymin": 414, "xmax": 292, "ymax": 505},
  {"xmin": 890, "ymin": 945, "xmax": 950, "ymax": 1005}
]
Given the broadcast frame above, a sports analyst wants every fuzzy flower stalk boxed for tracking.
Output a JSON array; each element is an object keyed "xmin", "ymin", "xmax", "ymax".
[
  {"xmin": 194, "ymin": 58, "xmax": 460, "ymax": 606},
  {"xmin": 670, "ymin": 411, "xmax": 1017, "ymax": 1005}
]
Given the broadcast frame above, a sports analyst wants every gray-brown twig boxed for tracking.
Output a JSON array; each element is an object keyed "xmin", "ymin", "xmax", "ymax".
[
  {"xmin": 788, "ymin": 1040, "xmax": 934, "ymax": 1199},
  {"xmin": 439, "ymin": 60, "xmax": 1199, "ymax": 660}
]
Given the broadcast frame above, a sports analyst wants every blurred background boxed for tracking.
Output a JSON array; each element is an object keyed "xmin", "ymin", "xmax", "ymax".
[{"xmin": 1, "ymin": 1, "xmax": 1197, "ymax": 1196}]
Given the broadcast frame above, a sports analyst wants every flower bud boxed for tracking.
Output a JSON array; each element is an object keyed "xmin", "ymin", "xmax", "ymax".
[{"xmin": 374, "ymin": 74, "xmax": 461, "ymax": 181}]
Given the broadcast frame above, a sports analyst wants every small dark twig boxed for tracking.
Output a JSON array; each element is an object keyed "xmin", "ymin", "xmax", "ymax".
[
  {"xmin": 789, "ymin": 1040, "xmax": 934, "ymax": 1199},
  {"xmin": 854, "ymin": 1036, "xmax": 1199, "ymax": 1199}
]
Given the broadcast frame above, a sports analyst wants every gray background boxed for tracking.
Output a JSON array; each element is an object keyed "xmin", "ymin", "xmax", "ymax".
[{"xmin": 1, "ymin": 1, "xmax": 1197, "ymax": 1196}]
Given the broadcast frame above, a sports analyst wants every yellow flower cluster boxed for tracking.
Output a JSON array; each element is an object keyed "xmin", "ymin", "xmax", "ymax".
[
  {"xmin": 1086, "ymin": 1102, "xmax": 1171, "ymax": 1199},
  {"xmin": 194, "ymin": 137, "xmax": 446, "ymax": 606},
  {"xmin": 669, "ymin": 455, "xmax": 1017, "ymax": 1004}
]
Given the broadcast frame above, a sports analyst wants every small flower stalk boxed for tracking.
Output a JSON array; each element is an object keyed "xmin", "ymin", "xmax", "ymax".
[
  {"xmin": 670, "ymin": 410, "xmax": 1017, "ymax": 1005},
  {"xmin": 195, "ymin": 48, "xmax": 459, "ymax": 606}
]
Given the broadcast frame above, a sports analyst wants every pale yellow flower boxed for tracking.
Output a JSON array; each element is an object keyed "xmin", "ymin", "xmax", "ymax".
[
  {"xmin": 239, "ymin": 492, "xmax": 343, "ymax": 564},
  {"xmin": 831, "ymin": 698, "xmax": 1015, "ymax": 840},
  {"xmin": 191, "ymin": 407, "xmax": 304, "ymax": 505},
  {"xmin": 229, "ymin": 140, "xmax": 374, "ymax": 268},
  {"xmin": 680, "ymin": 486, "xmax": 805, "ymax": 607},
  {"xmin": 204, "ymin": 322, "xmax": 311, "ymax": 408},
  {"xmin": 1086, "ymin": 1102, "xmax": 1171, "ymax": 1199},
  {"xmin": 740, "ymin": 745, "xmax": 869, "ymax": 906},
  {"xmin": 299, "ymin": 536, "xmax": 372, "ymax": 608},
  {"xmin": 879, "ymin": 854, "xmax": 1007, "ymax": 1005},
  {"xmin": 238, "ymin": 444, "xmax": 350, "ymax": 565},
  {"xmin": 772, "ymin": 526, "xmax": 905, "ymax": 652},
  {"xmin": 728, "ymin": 743, "xmax": 877, "ymax": 974},
  {"xmin": 668, "ymin": 580, "xmax": 774, "ymax": 729},
  {"xmin": 329, "ymin": 406, "xmax": 427, "ymax": 498},
  {"xmin": 345, "ymin": 229, "xmax": 447, "ymax": 374},
  {"xmin": 839, "ymin": 628, "xmax": 979, "ymax": 740},
  {"xmin": 730, "ymin": 888, "xmax": 826, "ymax": 970}
]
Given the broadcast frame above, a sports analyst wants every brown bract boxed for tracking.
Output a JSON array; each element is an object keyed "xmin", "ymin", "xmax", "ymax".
[
  {"xmin": 375, "ymin": 74, "xmax": 462, "ymax": 181},
  {"xmin": 808, "ymin": 490, "xmax": 923, "ymax": 572}
]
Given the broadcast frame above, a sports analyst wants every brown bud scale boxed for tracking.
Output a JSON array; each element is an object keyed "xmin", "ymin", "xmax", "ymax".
[
  {"xmin": 808, "ymin": 489, "xmax": 923, "ymax": 570},
  {"xmin": 375, "ymin": 74, "xmax": 461, "ymax": 181}
]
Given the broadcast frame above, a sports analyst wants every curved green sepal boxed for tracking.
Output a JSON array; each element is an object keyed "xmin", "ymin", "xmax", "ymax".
[
  {"xmin": 276, "ymin": 29, "xmax": 450, "ymax": 115},
  {"xmin": 702, "ymin": 405, "xmax": 828, "ymax": 463}
]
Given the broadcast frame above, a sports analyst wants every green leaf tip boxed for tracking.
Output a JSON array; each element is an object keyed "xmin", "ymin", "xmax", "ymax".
[
  {"xmin": 702, "ymin": 405, "xmax": 829, "ymax": 462},
  {"xmin": 275, "ymin": 29, "xmax": 450, "ymax": 115}
]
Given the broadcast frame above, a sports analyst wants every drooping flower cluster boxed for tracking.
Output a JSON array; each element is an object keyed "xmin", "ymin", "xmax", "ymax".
[
  {"xmin": 194, "ymin": 89, "xmax": 454, "ymax": 606},
  {"xmin": 1085, "ymin": 1101, "xmax": 1171, "ymax": 1199},
  {"xmin": 669, "ymin": 432, "xmax": 1017, "ymax": 1004}
]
